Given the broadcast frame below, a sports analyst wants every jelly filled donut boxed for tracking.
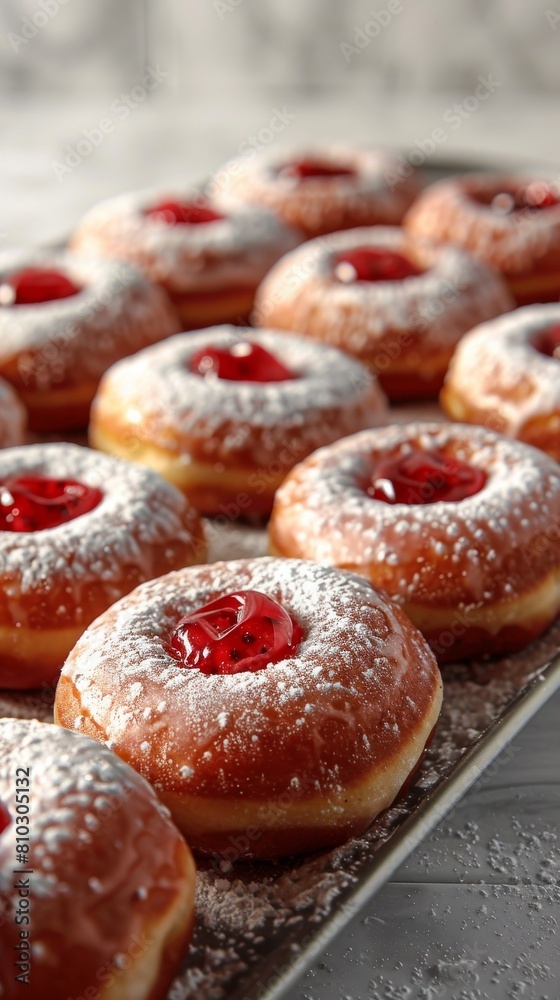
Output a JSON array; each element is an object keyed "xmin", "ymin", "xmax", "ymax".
[
  {"xmin": 71, "ymin": 189, "xmax": 299, "ymax": 329},
  {"xmin": 405, "ymin": 173, "xmax": 560, "ymax": 306},
  {"xmin": 213, "ymin": 144, "xmax": 420, "ymax": 239},
  {"xmin": 442, "ymin": 304, "xmax": 560, "ymax": 462},
  {"xmin": 0, "ymin": 718, "xmax": 195, "ymax": 1000},
  {"xmin": 0, "ymin": 377, "xmax": 25, "ymax": 448},
  {"xmin": 253, "ymin": 226, "xmax": 513, "ymax": 399},
  {"xmin": 55, "ymin": 557, "xmax": 443, "ymax": 859},
  {"xmin": 268, "ymin": 423, "xmax": 560, "ymax": 662},
  {"xmin": 90, "ymin": 326, "xmax": 387, "ymax": 519},
  {"xmin": 0, "ymin": 249, "xmax": 180, "ymax": 430},
  {"xmin": 0, "ymin": 442, "xmax": 205, "ymax": 689}
]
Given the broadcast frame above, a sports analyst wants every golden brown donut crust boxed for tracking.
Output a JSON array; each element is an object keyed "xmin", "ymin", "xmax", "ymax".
[
  {"xmin": 405, "ymin": 173, "xmax": 560, "ymax": 306},
  {"xmin": 441, "ymin": 304, "xmax": 560, "ymax": 462},
  {"xmin": 0, "ymin": 718, "xmax": 195, "ymax": 1000},
  {"xmin": 214, "ymin": 144, "xmax": 420, "ymax": 238},
  {"xmin": 268, "ymin": 423, "xmax": 560, "ymax": 661},
  {"xmin": 0, "ymin": 250, "xmax": 180, "ymax": 430},
  {"xmin": 0, "ymin": 443, "xmax": 205, "ymax": 689},
  {"xmin": 253, "ymin": 227, "xmax": 513, "ymax": 399},
  {"xmin": 55, "ymin": 558, "xmax": 442, "ymax": 858},
  {"xmin": 90, "ymin": 326, "xmax": 387, "ymax": 518}
]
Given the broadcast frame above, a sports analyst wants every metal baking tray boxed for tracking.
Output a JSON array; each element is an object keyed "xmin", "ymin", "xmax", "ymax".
[{"xmin": 1, "ymin": 157, "xmax": 559, "ymax": 1000}]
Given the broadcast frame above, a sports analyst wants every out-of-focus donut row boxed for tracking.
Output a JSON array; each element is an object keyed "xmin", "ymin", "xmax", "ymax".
[{"xmin": 1, "ymin": 144, "xmax": 560, "ymax": 1000}]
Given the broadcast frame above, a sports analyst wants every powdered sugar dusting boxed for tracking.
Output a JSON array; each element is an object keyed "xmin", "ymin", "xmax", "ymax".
[
  {"xmin": 0, "ymin": 718, "xmax": 146, "ymax": 879},
  {"xmin": 406, "ymin": 172, "xmax": 560, "ymax": 273},
  {"xmin": 213, "ymin": 144, "xmax": 419, "ymax": 235},
  {"xmin": 253, "ymin": 226, "xmax": 513, "ymax": 355},
  {"xmin": 0, "ymin": 442, "xmax": 197, "ymax": 600},
  {"xmin": 0, "ymin": 248, "xmax": 179, "ymax": 388},
  {"xmin": 444, "ymin": 303, "xmax": 560, "ymax": 435},
  {"xmin": 93, "ymin": 326, "xmax": 387, "ymax": 466},
  {"xmin": 0, "ymin": 718, "xmax": 191, "ymax": 991},
  {"xmin": 72, "ymin": 188, "xmax": 300, "ymax": 293},
  {"xmin": 61, "ymin": 557, "xmax": 438, "ymax": 800},
  {"xmin": 270, "ymin": 422, "xmax": 560, "ymax": 606}
]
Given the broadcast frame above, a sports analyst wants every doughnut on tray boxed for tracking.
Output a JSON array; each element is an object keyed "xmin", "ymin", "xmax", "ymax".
[{"xmin": 2, "ymin": 157, "xmax": 559, "ymax": 1000}]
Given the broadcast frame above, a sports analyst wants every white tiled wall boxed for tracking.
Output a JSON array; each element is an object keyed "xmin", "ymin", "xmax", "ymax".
[{"xmin": 1, "ymin": 0, "xmax": 559, "ymax": 95}]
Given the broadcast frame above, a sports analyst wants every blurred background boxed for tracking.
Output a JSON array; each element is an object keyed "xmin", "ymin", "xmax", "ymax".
[{"xmin": 1, "ymin": 0, "xmax": 559, "ymax": 244}]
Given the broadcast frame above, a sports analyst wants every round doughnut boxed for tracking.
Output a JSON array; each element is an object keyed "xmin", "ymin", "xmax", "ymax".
[
  {"xmin": 71, "ymin": 189, "xmax": 299, "ymax": 329},
  {"xmin": 0, "ymin": 718, "xmax": 195, "ymax": 1000},
  {"xmin": 441, "ymin": 304, "xmax": 560, "ymax": 462},
  {"xmin": 54, "ymin": 557, "xmax": 443, "ymax": 859},
  {"xmin": 0, "ymin": 249, "xmax": 180, "ymax": 430},
  {"xmin": 89, "ymin": 326, "xmax": 388, "ymax": 519},
  {"xmin": 0, "ymin": 378, "xmax": 26, "ymax": 448},
  {"xmin": 268, "ymin": 423, "xmax": 560, "ymax": 662},
  {"xmin": 252, "ymin": 226, "xmax": 513, "ymax": 400},
  {"xmin": 405, "ymin": 173, "xmax": 560, "ymax": 306},
  {"xmin": 213, "ymin": 144, "xmax": 420, "ymax": 239},
  {"xmin": 0, "ymin": 442, "xmax": 205, "ymax": 690}
]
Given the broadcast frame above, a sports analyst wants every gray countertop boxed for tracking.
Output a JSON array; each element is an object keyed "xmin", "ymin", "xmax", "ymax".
[
  {"xmin": 297, "ymin": 691, "xmax": 560, "ymax": 1000},
  {"xmin": 1, "ymin": 91, "xmax": 559, "ymax": 1000}
]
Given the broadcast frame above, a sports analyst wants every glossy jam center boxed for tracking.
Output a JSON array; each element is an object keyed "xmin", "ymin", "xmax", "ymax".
[
  {"xmin": 190, "ymin": 341, "xmax": 297, "ymax": 382},
  {"xmin": 334, "ymin": 247, "xmax": 423, "ymax": 283},
  {"xmin": 278, "ymin": 158, "xmax": 356, "ymax": 181},
  {"xmin": 169, "ymin": 590, "xmax": 303, "ymax": 675},
  {"xmin": 0, "ymin": 268, "xmax": 82, "ymax": 306},
  {"xmin": 474, "ymin": 181, "xmax": 560, "ymax": 215},
  {"xmin": 367, "ymin": 448, "xmax": 486, "ymax": 505},
  {"xmin": 0, "ymin": 476, "xmax": 103, "ymax": 532},
  {"xmin": 0, "ymin": 801, "xmax": 10, "ymax": 836},
  {"xmin": 535, "ymin": 323, "xmax": 560, "ymax": 360},
  {"xmin": 144, "ymin": 200, "xmax": 224, "ymax": 226}
]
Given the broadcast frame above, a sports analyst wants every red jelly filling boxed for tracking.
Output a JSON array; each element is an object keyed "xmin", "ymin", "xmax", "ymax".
[
  {"xmin": 535, "ymin": 323, "xmax": 560, "ymax": 360},
  {"xmin": 169, "ymin": 590, "xmax": 303, "ymax": 675},
  {"xmin": 334, "ymin": 247, "xmax": 423, "ymax": 283},
  {"xmin": 0, "ymin": 476, "xmax": 103, "ymax": 532},
  {"xmin": 0, "ymin": 268, "xmax": 82, "ymax": 306},
  {"xmin": 190, "ymin": 341, "xmax": 297, "ymax": 382},
  {"xmin": 0, "ymin": 800, "xmax": 10, "ymax": 835},
  {"xmin": 278, "ymin": 158, "xmax": 356, "ymax": 181},
  {"xmin": 367, "ymin": 448, "xmax": 486, "ymax": 505},
  {"xmin": 144, "ymin": 200, "xmax": 224, "ymax": 226}
]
